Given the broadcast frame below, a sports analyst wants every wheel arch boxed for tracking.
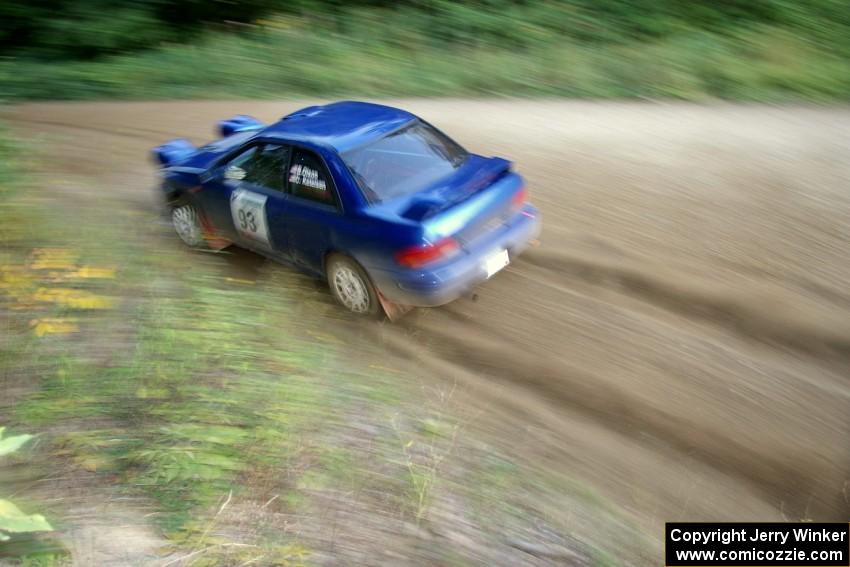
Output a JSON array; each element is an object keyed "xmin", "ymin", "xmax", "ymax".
[
  {"xmin": 323, "ymin": 248, "xmax": 361, "ymax": 277},
  {"xmin": 162, "ymin": 180, "xmax": 188, "ymax": 205}
]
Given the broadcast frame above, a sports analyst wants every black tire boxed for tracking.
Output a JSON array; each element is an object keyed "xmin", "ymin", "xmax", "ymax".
[{"xmin": 326, "ymin": 254, "xmax": 380, "ymax": 316}]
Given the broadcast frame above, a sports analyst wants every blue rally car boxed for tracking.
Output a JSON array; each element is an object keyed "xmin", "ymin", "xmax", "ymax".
[{"xmin": 153, "ymin": 101, "xmax": 541, "ymax": 318}]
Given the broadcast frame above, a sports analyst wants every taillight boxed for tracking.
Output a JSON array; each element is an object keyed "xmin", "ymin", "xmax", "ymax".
[
  {"xmin": 395, "ymin": 237, "xmax": 459, "ymax": 268},
  {"xmin": 511, "ymin": 187, "xmax": 528, "ymax": 210}
]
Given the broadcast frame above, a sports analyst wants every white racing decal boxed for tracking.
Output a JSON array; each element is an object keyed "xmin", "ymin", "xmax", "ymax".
[
  {"xmin": 289, "ymin": 164, "xmax": 327, "ymax": 191},
  {"xmin": 230, "ymin": 189, "xmax": 271, "ymax": 247}
]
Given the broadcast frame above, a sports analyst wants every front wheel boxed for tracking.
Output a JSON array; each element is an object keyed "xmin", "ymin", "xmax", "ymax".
[
  {"xmin": 171, "ymin": 203, "xmax": 205, "ymax": 248},
  {"xmin": 326, "ymin": 255, "xmax": 380, "ymax": 316}
]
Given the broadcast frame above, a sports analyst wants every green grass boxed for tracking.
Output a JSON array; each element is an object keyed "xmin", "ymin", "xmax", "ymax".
[
  {"xmin": 1, "ymin": 7, "xmax": 849, "ymax": 102},
  {"xmin": 0, "ymin": 140, "xmax": 366, "ymax": 561},
  {"xmin": 4, "ymin": 234, "xmax": 379, "ymax": 544}
]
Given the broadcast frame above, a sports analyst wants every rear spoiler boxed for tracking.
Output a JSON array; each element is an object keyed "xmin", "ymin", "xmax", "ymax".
[{"xmin": 401, "ymin": 157, "xmax": 512, "ymax": 221}]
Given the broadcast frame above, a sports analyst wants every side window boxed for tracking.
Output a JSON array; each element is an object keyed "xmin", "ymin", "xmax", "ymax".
[
  {"xmin": 225, "ymin": 144, "xmax": 289, "ymax": 192},
  {"xmin": 225, "ymin": 146, "xmax": 257, "ymax": 176},
  {"xmin": 288, "ymin": 149, "xmax": 336, "ymax": 207},
  {"xmin": 245, "ymin": 144, "xmax": 289, "ymax": 192}
]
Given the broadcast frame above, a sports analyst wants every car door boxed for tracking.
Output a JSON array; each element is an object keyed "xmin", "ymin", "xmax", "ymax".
[
  {"xmin": 283, "ymin": 147, "xmax": 343, "ymax": 273},
  {"xmin": 201, "ymin": 142, "xmax": 292, "ymax": 255}
]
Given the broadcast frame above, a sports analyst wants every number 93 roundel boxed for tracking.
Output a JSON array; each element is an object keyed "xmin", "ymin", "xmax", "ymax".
[{"xmin": 230, "ymin": 189, "xmax": 271, "ymax": 247}]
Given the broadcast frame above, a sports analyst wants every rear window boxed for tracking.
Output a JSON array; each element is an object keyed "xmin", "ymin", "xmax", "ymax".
[{"xmin": 341, "ymin": 121, "xmax": 467, "ymax": 203}]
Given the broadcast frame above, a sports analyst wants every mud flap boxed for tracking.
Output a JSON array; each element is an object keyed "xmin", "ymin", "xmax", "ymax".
[
  {"xmin": 378, "ymin": 291, "xmax": 413, "ymax": 322},
  {"xmin": 198, "ymin": 213, "xmax": 231, "ymax": 251},
  {"xmin": 205, "ymin": 236, "xmax": 232, "ymax": 251}
]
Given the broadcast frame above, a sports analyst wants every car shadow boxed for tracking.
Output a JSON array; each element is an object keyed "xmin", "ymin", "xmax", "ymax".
[{"xmin": 218, "ymin": 246, "xmax": 268, "ymax": 282}]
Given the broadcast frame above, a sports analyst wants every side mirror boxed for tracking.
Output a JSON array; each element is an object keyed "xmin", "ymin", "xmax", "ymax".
[{"xmin": 224, "ymin": 165, "xmax": 246, "ymax": 181}]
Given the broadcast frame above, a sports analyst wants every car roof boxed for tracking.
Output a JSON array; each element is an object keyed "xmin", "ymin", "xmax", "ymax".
[{"xmin": 262, "ymin": 101, "xmax": 416, "ymax": 153}]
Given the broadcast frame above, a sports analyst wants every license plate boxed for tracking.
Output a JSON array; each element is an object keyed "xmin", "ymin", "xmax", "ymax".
[{"xmin": 484, "ymin": 249, "xmax": 510, "ymax": 279}]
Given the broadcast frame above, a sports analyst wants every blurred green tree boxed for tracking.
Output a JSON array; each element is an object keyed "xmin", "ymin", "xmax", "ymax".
[{"xmin": 0, "ymin": 0, "xmax": 847, "ymax": 59}]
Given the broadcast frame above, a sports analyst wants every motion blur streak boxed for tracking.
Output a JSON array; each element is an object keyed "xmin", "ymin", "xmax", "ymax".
[{"xmin": 7, "ymin": 99, "xmax": 849, "ymax": 544}]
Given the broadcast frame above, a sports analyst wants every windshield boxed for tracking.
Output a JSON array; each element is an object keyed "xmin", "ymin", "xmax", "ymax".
[{"xmin": 341, "ymin": 121, "xmax": 468, "ymax": 203}]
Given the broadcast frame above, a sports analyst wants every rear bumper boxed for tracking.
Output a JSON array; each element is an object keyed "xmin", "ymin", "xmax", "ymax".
[{"xmin": 370, "ymin": 205, "xmax": 542, "ymax": 307}]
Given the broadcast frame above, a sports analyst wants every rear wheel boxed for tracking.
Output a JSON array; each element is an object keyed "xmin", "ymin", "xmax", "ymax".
[
  {"xmin": 326, "ymin": 255, "xmax": 380, "ymax": 316},
  {"xmin": 171, "ymin": 203, "xmax": 205, "ymax": 248}
]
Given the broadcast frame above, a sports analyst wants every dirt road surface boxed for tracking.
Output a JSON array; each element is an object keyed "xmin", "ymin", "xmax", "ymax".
[{"xmin": 7, "ymin": 100, "xmax": 850, "ymax": 553}]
